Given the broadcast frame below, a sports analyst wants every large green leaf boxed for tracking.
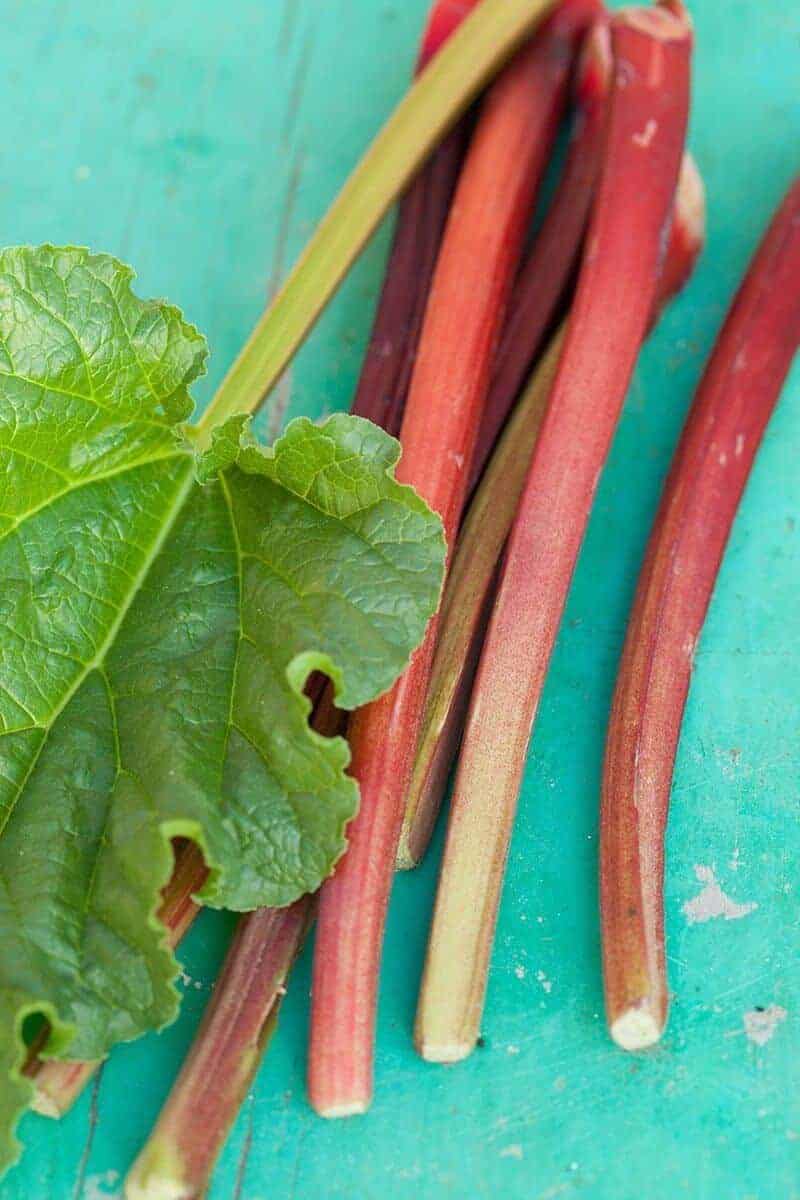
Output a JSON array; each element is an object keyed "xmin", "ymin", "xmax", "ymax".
[{"xmin": 0, "ymin": 246, "xmax": 445, "ymax": 1168}]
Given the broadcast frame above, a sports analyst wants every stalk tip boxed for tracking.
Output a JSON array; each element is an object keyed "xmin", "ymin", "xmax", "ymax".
[
  {"xmin": 29, "ymin": 1089, "xmax": 61, "ymax": 1119},
  {"xmin": 395, "ymin": 847, "xmax": 418, "ymax": 872},
  {"xmin": 125, "ymin": 1174, "xmax": 190, "ymax": 1200},
  {"xmin": 415, "ymin": 1038, "xmax": 474, "ymax": 1064},
  {"xmin": 609, "ymin": 1006, "xmax": 663, "ymax": 1051},
  {"xmin": 125, "ymin": 1140, "xmax": 191, "ymax": 1200},
  {"xmin": 313, "ymin": 1099, "xmax": 370, "ymax": 1119}
]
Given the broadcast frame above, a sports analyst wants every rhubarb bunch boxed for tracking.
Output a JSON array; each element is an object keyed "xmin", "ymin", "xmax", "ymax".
[
  {"xmin": 416, "ymin": 0, "xmax": 693, "ymax": 1064},
  {"xmin": 308, "ymin": 0, "xmax": 598, "ymax": 1118}
]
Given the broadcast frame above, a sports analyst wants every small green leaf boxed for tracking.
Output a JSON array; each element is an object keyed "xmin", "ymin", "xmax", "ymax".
[{"xmin": 0, "ymin": 246, "xmax": 445, "ymax": 1169}]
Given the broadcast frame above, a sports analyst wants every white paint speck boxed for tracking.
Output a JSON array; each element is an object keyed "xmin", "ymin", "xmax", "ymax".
[
  {"xmin": 718, "ymin": 451, "xmax": 728, "ymax": 466},
  {"xmin": 632, "ymin": 118, "xmax": 658, "ymax": 148},
  {"xmin": 514, "ymin": 964, "xmax": 526, "ymax": 980},
  {"xmin": 506, "ymin": 1043, "xmax": 520, "ymax": 1056},
  {"xmin": 729, "ymin": 847, "xmax": 741, "ymax": 871},
  {"xmin": 743, "ymin": 1005, "xmax": 787, "ymax": 1046},
  {"xmin": 449, "ymin": 450, "xmax": 465, "ymax": 470},
  {"xmin": 735, "ymin": 433, "xmax": 745, "ymax": 458},
  {"xmin": 683, "ymin": 864, "xmax": 757, "ymax": 924},
  {"xmin": 83, "ymin": 1171, "xmax": 121, "ymax": 1200},
  {"xmin": 536, "ymin": 969, "xmax": 553, "ymax": 994},
  {"xmin": 500, "ymin": 1144, "xmax": 524, "ymax": 1160}
]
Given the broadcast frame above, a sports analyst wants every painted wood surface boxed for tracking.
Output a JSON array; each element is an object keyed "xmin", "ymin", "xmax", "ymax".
[{"xmin": 0, "ymin": 1, "xmax": 798, "ymax": 1196}]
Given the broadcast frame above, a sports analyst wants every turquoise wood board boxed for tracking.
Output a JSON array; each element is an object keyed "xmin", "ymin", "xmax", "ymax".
[{"xmin": 0, "ymin": 0, "xmax": 798, "ymax": 1196}]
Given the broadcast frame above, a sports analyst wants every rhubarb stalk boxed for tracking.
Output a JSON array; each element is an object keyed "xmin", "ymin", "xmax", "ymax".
[
  {"xmin": 195, "ymin": 0, "xmax": 561, "ymax": 441},
  {"xmin": 125, "ymin": 899, "xmax": 313, "ymax": 1200},
  {"xmin": 308, "ymin": 3, "xmax": 599, "ymax": 1116},
  {"xmin": 397, "ymin": 14, "xmax": 614, "ymax": 869},
  {"xmin": 400, "ymin": 148, "xmax": 705, "ymax": 871},
  {"xmin": 351, "ymin": 0, "xmax": 479, "ymax": 434},
  {"xmin": 468, "ymin": 15, "xmax": 612, "ymax": 492},
  {"xmin": 415, "ymin": 0, "xmax": 692, "ymax": 1063},
  {"xmin": 601, "ymin": 177, "xmax": 800, "ymax": 1051}
]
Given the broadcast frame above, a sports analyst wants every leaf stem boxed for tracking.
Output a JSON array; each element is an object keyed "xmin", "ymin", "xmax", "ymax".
[
  {"xmin": 601, "ymin": 176, "xmax": 800, "ymax": 1050},
  {"xmin": 195, "ymin": 0, "xmax": 558, "ymax": 443}
]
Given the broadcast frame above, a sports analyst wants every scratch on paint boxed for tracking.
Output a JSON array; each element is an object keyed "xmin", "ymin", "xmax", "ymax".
[{"xmin": 682, "ymin": 864, "xmax": 757, "ymax": 924}]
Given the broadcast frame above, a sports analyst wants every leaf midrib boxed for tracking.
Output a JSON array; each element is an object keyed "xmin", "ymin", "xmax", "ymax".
[{"xmin": 0, "ymin": 452, "xmax": 195, "ymax": 839}]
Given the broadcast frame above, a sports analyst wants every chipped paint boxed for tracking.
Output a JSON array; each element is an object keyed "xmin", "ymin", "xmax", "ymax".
[
  {"xmin": 83, "ymin": 1171, "xmax": 121, "ymax": 1200},
  {"xmin": 500, "ymin": 1145, "xmax": 524, "ymax": 1160},
  {"xmin": 743, "ymin": 1005, "xmax": 787, "ymax": 1046},
  {"xmin": 682, "ymin": 864, "xmax": 758, "ymax": 924}
]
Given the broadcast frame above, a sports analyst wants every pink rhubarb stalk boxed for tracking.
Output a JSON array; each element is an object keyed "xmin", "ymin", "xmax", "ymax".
[
  {"xmin": 308, "ymin": 0, "xmax": 600, "ymax": 1118},
  {"xmin": 125, "ymin": 899, "xmax": 313, "ymax": 1200},
  {"xmin": 400, "ymin": 148, "xmax": 705, "ymax": 871},
  {"xmin": 415, "ymin": 0, "xmax": 692, "ymax": 1063},
  {"xmin": 601, "ymin": 176, "xmax": 800, "ymax": 1051},
  {"xmin": 398, "ymin": 14, "xmax": 614, "ymax": 869},
  {"xmin": 468, "ymin": 15, "xmax": 612, "ymax": 493}
]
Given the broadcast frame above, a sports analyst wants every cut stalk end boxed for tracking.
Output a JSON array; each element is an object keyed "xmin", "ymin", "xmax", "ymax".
[
  {"xmin": 28, "ymin": 1090, "xmax": 61, "ymax": 1119},
  {"xmin": 415, "ymin": 1038, "xmax": 474, "ymax": 1064},
  {"xmin": 125, "ymin": 1139, "xmax": 191, "ymax": 1200},
  {"xmin": 609, "ymin": 1006, "xmax": 663, "ymax": 1051},
  {"xmin": 314, "ymin": 1099, "xmax": 370, "ymax": 1119}
]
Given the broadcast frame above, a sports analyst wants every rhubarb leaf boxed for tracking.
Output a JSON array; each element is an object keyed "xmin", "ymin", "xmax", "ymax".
[{"xmin": 0, "ymin": 246, "xmax": 444, "ymax": 1169}]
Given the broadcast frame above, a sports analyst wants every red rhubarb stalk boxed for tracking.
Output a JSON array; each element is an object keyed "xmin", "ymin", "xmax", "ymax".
[
  {"xmin": 601, "ymin": 177, "xmax": 800, "ymax": 1051},
  {"xmin": 125, "ymin": 899, "xmax": 313, "ymax": 1200},
  {"xmin": 399, "ymin": 148, "xmax": 705, "ymax": 871},
  {"xmin": 309, "ymin": 2, "xmax": 600, "ymax": 1117},
  {"xmin": 415, "ymin": 0, "xmax": 692, "ymax": 1063},
  {"xmin": 468, "ymin": 15, "xmax": 612, "ymax": 492},
  {"xmin": 351, "ymin": 0, "xmax": 480, "ymax": 434},
  {"xmin": 397, "ymin": 14, "xmax": 614, "ymax": 869}
]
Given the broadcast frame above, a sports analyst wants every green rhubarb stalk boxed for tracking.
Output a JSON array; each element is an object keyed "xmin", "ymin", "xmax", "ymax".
[{"xmin": 195, "ymin": 0, "xmax": 558, "ymax": 442}]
